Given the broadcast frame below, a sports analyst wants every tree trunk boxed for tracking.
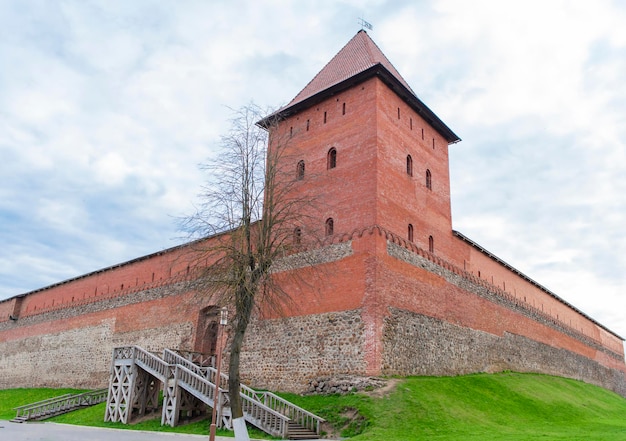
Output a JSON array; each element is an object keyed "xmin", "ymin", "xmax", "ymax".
[{"xmin": 228, "ymin": 291, "xmax": 254, "ymax": 420}]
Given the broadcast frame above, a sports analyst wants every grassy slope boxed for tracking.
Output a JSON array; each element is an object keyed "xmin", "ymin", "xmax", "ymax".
[
  {"xmin": 369, "ymin": 373, "xmax": 626, "ymax": 440},
  {"xmin": 281, "ymin": 373, "xmax": 626, "ymax": 441},
  {"xmin": 2, "ymin": 373, "xmax": 626, "ymax": 440}
]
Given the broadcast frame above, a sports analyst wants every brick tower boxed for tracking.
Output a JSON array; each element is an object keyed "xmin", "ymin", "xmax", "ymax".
[
  {"xmin": 267, "ymin": 30, "xmax": 460, "ymax": 259},
  {"xmin": 247, "ymin": 29, "xmax": 468, "ymax": 381}
]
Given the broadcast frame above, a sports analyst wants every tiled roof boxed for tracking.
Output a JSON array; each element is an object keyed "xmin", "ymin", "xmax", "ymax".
[
  {"xmin": 262, "ymin": 30, "xmax": 460, "ymax": 143},
  {"xmin": 287, "ymin": 30, "xmax": 415, "ymax": 107}
]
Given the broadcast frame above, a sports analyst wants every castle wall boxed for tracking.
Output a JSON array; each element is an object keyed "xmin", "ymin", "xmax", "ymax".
[
  {"xmin": 449, "ymin": 235, "xmax": 624, "ymax": 356},
  {"xmin": 0, "ymin": 241, "xmax": 365, "ymax": 390},
  {"xmin": 266, "ymin": 241, "xmax": 364, "ymax": 317},
  {"xmin": 0, "ymin": 283, "xmax": 204, "ymax": 389},
  {"xmin": 1, "ymin": 244, "xmax": 194, "ymax": 323},
  {"xmin": 235, "ymin": 233, "xmax": 626, "ymax": 395},
  {"xmin": 239, "ymin": 232, "xmax": 625, "ymax": 394},
  {"xmin": 0, "ymin": 232, "xmax": 624, "ymax": 396},
  {"xmin": 382, "ymin": 238, "xmax": 626, "ymax": 375},
  {"xmin": 382, "ymin": 308, "xmax": 626, "ymax": 397}
]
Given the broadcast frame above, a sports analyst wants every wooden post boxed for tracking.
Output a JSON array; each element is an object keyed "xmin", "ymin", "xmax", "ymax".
[{"xmin": 209, "ymin": 307, "xmax": 228, "ymax": 441}]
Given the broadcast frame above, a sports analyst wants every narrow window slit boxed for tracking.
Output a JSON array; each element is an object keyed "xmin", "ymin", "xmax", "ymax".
[{"xmin": 325, "ymin": 218, "xmax": 334, "ymax": 236}]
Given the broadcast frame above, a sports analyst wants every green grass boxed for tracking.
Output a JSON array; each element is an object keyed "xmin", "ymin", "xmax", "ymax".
[
  {"xmin": 46, "ymin": 401, "xmax": 275, "ymax": 438},
  {"xmin": 280, "ymin": 373, "xmax": 626, "ymax": 440},
  {"xmin": 277, "ymin": 390, "xmax": 375, "ymax": 438},
  {"xmin": 48, "ymin": 402, "xmax": 216, "ymax": 435},
  {"xmin": 3, "ymin": 373, "xmax": 626, "ymax": 440},
  {"xmin": 353, "ymin": 373, "xmax": 626, "ymax": 440}
]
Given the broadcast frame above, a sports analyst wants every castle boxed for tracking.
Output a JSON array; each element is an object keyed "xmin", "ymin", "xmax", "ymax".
[{"xmin": 1, "ymin": 30, "xmax": 625, "ymax": 396}]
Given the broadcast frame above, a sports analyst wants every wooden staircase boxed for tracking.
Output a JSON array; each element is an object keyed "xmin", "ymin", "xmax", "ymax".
[
  {"xmin": 11, "ymin": 389, "xmax": 108, "ymax": 423},
  {"xmin": 104, "ymin": 345, "xmax": 324, "ymax": 439}
]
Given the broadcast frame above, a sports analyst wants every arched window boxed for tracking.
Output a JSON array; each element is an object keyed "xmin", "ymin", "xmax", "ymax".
[
  {"xmin": 325, "ymin": 218, "xmax": 334, "ymax": 236},
  {"xmin": 426, "ymin": 169, "xmax": 432, "ymax": 190},
  {"xmin": 327, "ymin": 148, "xmax": 337, "ymax": 170},
  {"xmin": 296, "ymin": 160, "xmax": 305, "ymax": 180},
  {"xmin": 406, "ymin": 155, "xmax": 413, "ymax": 176},
  {"xmin": 428, "ymin": 235, "xmax": 434, "ymax": 253},
  {"xmin": 408, "ymin": 224, "xmax": 414, "ymax": 242},
  {"xmin": 294, "ymin": 227, "xmax": 302, "ymax": 245}
]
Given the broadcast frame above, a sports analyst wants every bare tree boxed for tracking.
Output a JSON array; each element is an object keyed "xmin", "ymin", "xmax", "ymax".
[{"xmin": 181, "ymin": 104, "xmax": 317, "ymax": 436}]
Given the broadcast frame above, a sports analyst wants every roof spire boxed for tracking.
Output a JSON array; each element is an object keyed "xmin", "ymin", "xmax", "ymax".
[{"xmin": 358, "ymin": 17, "xmax": 374, "ymax": 31}]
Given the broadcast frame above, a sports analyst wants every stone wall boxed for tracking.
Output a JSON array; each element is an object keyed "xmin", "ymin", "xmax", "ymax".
[
  {"xmin": 382, "ymin": 308, "xmax": 626, "ymax": 397},
  {"xmin": 0, "ymin": 319, "xmax": 192, "ymax": 389},
  {"xmin": 240, "ymin": 309, "xmax": 367, "ymax": 392},
  {"xmin": 0, "ymin": 282, "xmax": 200, "ymax": 390}
]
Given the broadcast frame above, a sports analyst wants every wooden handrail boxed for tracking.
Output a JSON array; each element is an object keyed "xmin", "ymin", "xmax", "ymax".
[
  {"xmin": 174, "ymin": 364, "xmax": 290, "ymax": 438},
  {"xmin": 259, "ymin": 390, "xmax": 325, "ymax": 434},
  {"xmin": 14, "ymin": 389, "xmax": 108, "ymax": 421},
  {"xmin": 13, "ymin": 394, "xmax": 73, "ymax": 411},
  {"xmin": 162, "ymin": 348, "xmax": 208, "ymax": 377},
  {"xmin": 132, "ymin": 346, "xmax": 174, "ymax": 381}
]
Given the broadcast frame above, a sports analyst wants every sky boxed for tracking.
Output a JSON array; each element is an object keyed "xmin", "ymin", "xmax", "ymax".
[{"xmin": 1, "ymin": 0, "xmax": 625, "ymax": 337}]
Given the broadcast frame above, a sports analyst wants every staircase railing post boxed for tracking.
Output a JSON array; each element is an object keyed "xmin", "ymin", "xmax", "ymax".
[{"xmin": 209, "ymin": 307, "xmax": 228, "ymax": 441}]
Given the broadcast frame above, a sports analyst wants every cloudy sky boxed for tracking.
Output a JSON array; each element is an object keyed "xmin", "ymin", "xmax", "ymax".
[{"xmin": 1, "ymin": 0, "xmax": 625, "ymax": 336}]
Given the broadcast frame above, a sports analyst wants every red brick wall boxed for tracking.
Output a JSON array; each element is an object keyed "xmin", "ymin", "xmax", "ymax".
[
  {"xmin": 0, "ymin": 237, "xmax": 233, "ymax": 325},
  {"xmin": 0, "ymin": 298, "xmax": 16, "ymax": 320},
  {"xmin": 272, "ymin": 78, "xmax": 379, "ymax": 237},
  {"xmin": 456, "ymin": 238, "xmax": 623, "ymax": 355},
  {"xmin": 374, "ymin": 79, "xmax": 454, "ymax": 260}
]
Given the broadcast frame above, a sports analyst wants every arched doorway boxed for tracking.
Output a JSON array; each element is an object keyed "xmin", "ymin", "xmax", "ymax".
[{"xmin": 194, "ymin": 306, "xmax": 220, "ymax": 359}]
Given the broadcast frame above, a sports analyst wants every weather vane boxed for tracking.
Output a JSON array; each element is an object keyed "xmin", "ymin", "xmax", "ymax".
[{"xmin": 358, "ymin": 17, "xmax": 373, "ymax": 31}]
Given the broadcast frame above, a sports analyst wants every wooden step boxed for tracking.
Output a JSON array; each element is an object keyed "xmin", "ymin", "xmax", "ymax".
[{"xmin": 288, "ymin": 422, "xmax": 319, "ymax": 440}]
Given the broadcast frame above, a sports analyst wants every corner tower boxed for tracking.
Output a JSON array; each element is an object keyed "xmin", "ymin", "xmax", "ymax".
[{"xmin": 266, "ymin": 30, "xmax": 460, "ymax": 260}]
